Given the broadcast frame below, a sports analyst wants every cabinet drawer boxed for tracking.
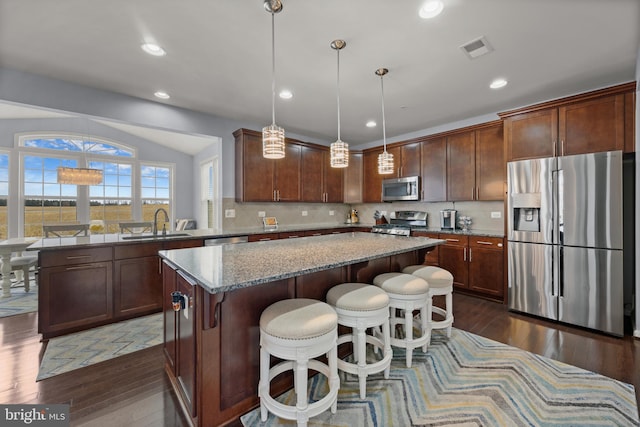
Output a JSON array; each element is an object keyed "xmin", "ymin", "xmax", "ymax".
[
  {"xmin": 438, "ymin": 234, "xmax": 469, "ymax": 246},
  {"xmin": 40, "ymin": 246, "xmax": 113, "ymax": 267},
  {"xmin": 115, "ymin": 242, "xmax": 163, "ymax": 260},
  {"xmin": 279, "ymin": 232, "xmax": 304, "ymax": 239},
  {"xmin": 248, "ymin": 233, "xmax": 279, "ymax": 242},
  {"xmin": 164, "ymin": 239, "xmax": 205, "ymax": 250},
  {"xmin": 469, "ymin": 236, "xmax": 504, "ymax": 249}
]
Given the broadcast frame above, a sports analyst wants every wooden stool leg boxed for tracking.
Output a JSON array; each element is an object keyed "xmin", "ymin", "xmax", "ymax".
[
  {"xmin": 356, "ymin": 325, "xmax": 367, "ymax": 399},
  {"xmin": 404, "ymin": 305, "xmax": 413, "ymax": 368},
  {"xmin": 382, "ymin": 319, "xmax": 391, "ymax": 379},
  {"xmin": 259, "ymin": 347, "xmax": 269, "ymax": 422},
  {"xmin": 329, "ymin": 344, "xmax": 339, "ymax": 414},
  {"xmin": 445, "ymin": 291, "xmax": 453, "ymax": 337},
  {"xmin": 23, "ymin": 266, "xmax": 30, "ymax": 292}
]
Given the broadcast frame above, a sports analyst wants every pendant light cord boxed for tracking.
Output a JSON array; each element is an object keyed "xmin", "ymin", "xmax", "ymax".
[
  {"xmin": 336, "ymin": 48, "xmax": 341, "ymax": 141},
  {"xmin": 380, "ymin": 74, "xmax": 387, "ymax": 152},
  {"xmin": 271, "ymin": 12, "xmax": 276, "ymax": 126}
]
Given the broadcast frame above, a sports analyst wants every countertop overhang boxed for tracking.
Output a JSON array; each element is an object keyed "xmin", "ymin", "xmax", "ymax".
[{"xmin": 159, "ymin": 232, "xmax": 444, "ymax": 294}]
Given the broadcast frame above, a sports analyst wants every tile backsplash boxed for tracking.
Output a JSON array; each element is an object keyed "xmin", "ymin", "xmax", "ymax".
[{"xmin": 223, "ymin": 198, "xmax": 505, "ymax": 233}]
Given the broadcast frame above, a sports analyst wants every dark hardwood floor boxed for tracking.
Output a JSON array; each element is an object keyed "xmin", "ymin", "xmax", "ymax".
[{"xmin": 1, "ymin": 294, "xmax": 638, "ymax": 426}]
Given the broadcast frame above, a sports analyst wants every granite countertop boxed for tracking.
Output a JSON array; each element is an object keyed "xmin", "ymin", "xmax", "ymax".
[
  {"xmin": 409, "ymin": 227, "xmax": 504, "ymax": 238},
  {"xmin": 159, "ymin": 233, "xmax": 444, "ymax": 294}
]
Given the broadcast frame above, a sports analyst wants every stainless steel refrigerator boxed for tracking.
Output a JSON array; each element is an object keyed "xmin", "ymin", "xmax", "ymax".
[{"xmin": 507, "ymin": 151, "xmax": 624, "ymax": 336}]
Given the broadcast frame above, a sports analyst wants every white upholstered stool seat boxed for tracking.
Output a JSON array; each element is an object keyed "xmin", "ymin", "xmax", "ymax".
[
  {"xmin": 259, "ymin": 298, "xmax": 339, "ymax": 427},
  {"xmin": 326, "ymin": 283, "xmax": 392, "ymax": 399},
  {"xmin": 373, "ymin": 272, "xmax": 431, "ymax": 368},
  {"xmin": 403, "ymin": 265, "xmax": 454, "ymax": 339}
]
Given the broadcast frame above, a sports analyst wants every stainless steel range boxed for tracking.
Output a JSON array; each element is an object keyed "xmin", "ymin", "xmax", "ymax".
[{"xmin": 371, "ymin": 211, "xmax": 428, "ymax": 236}]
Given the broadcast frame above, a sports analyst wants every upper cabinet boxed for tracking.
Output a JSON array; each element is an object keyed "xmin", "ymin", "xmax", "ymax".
[
  {"xmin": 234, "ymin": 128, "xmax": 343, "ymax": 203},
  {"xmin": 362, "ymin": 141, "xmax": 422, "ymax": 203},
  {"xmin": 421, "ymin": 137, "xmax": 446, "ymax": 202},
  {"xmin": 300, "ymin": 145, "xmax": 343, "ymax": 203},
  {"xmin": 234, "ymin": 128, "xmax": 301, "ymax": 202},
  {"xmin": 344, "ymin": 151, "xmax": 363, "ymax": 204},
  {"xmin": 362, "ymin": 148, "xmax": 385, "ymax": 203},
  {"xmin": 501, "ymin": 82, "xmax": 636, "ymax": 161},
  {"xmin": 446, "ymin": 122, "xmax": 504, "ymax": 201},
  {"xmin": 387, "ymin": 141, "xmax": 422, "ymax": 178}
]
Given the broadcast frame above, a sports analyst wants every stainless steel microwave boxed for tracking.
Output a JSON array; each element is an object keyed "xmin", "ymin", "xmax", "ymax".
[{"xmin": 381, "ymin": 176, "xmax": 420, "ymax": 202}]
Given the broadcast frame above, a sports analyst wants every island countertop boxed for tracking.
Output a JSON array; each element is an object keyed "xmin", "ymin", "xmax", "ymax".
[{"xmin": 159, "ymin": 232, "xmax": 444, "ymax": 294}]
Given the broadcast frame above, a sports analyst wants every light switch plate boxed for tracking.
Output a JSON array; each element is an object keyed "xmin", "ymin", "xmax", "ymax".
[
  {"xmin": 301, "ymin": 211, "xmax": 308, "ymax": 216},
  {"xmin": 258, "ymin": 211, "xmax": 266, "ymax": 218},
  {"xmin": 225, "ymin": 209, "xmax": 236, "ymax": 218},
  {"xmin": 491, "ymin": 211, "xmax": 502, "ymax": 219},
  {"xmin": 329, "ymin": 210, "xmax": 335, "ymax": 216}
]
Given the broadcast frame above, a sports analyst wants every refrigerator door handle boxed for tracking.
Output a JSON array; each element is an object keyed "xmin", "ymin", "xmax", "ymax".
[
  {"xmin": 558, "ymin": 246, "xmax": 564, "ymax": 298},
  {"xmin": 557, "ymin": 169, "xmax": 564, "ymax": 245}
]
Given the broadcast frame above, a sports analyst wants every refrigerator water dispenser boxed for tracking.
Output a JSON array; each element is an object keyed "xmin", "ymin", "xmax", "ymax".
[{"xmin": 511, "ymin": 192, "xmax": 541, "ymax": 232}]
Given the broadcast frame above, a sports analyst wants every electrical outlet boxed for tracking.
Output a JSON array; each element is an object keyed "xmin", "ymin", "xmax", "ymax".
[
  {"xmin": 258, "ymin": 211, "xmax": 266, "ymax": 218},
  {"xmin": 225, "ymin": 209, "xmax": 236, "ymax": 218},
  {"xmin": 301, "ymin": 211, "xmax": 308, "ymax": 216},
  {"xmin": 491, "ymin": 211, "xmax": 502, "ymax": 219},
  {"xmin": 329, "ymin": 210, "xmax": 335, "ymax": 216}
]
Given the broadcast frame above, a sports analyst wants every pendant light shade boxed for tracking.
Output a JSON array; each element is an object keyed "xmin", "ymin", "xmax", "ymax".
[
  {"xmin": 330, "ymin": 39, "xmax": 349, "ymax": 168},
  {"xmin": 376, "ymin": 68, "xmax": 394, "ymax": 174},
  {"xmin": 262, "ymin": 0, "xmax": 285, "ymax": 159}
]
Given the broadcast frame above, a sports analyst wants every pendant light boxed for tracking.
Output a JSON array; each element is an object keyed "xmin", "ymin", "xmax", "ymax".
[
  {"xmin": 376, "ymin": 68, "xmax": 394, "ymax": 174},
  {"xmin": 330, "ymin": 39, "xmax": 349, "ymax": 168},
  {"xmin": 262, "ymin": 0, "xmax": 285, "ymax": 159}
]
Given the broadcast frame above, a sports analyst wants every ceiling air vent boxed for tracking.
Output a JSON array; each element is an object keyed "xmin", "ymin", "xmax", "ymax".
[{"xmin": 460, "ymin": 36, "xmax": 493, "ymax": 59}]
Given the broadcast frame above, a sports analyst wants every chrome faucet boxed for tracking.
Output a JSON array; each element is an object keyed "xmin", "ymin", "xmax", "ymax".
[{"xmin": 153, "ymin": 208, "xmax": 170, "ymax": 236}]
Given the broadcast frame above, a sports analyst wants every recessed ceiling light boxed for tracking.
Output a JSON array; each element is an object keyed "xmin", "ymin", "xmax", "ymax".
[
  {"xmin": 279, "ymin": 89, "xmax": 293, "ymax": 99},
  {"xmin": 419, "ymin": 0, "xmax": 444, "ymax": 19},
  {"xmin": 366, "ymin": 120, "xmax": 377, "ymax": 128},
  {"xmin": 154, "ymin": 91, "xmax": 170, "ymax": 99},
  {"xmin": 490, "ymin": 78, "xmax": 508, "ymax": 89},
  {"xmin": 141, "ymin": 43, "xmax": 166, "ymax": 57}
]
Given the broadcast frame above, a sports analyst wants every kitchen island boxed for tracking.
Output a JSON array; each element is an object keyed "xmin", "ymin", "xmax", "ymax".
[{"xmin": 158, "ymin": 232, "xmax": 443, "ymax": 427}]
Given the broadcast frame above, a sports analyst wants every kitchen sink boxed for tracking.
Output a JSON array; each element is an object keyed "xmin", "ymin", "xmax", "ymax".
[{"xmin": 121, "ymin": 233, "xmax": 191, "ymax": 240}]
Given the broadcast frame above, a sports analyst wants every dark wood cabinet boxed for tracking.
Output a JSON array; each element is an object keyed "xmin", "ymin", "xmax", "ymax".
[
  {"xmin": 468, "ymin": 237, "xmax": 505, "ymax": 298},
  {"xmin": 39, "ymin": 260, "xmax": 113, "ymax": 339},
  {"xmin": 421, "ymin": 137, "xmax": 446, "ymax": 202},
  {"xmin": 437, "ymin": 233, "xmax": 505, "ymax": 301},
  {"xmin": 362, "ymin": 148, "xmax": 384, "ymax": 202},
  {"xmin": 501, "ymin": 82, "xmax": 635, "ymax": 161},
  {"xmin": 447, "ymin": 123, "xmax": 504, "ymax": 201},
  {"xmin": 446, "ymin": 131, "xmax": 476, "ymax": 201},
  {"xmin": 234, "ymin": 128, "xmax": 301, "ymax": 202},
  {"xmin": 114, "ymin": 242, "xmax": 163, "ymax": 319},
  {"xmin": 438, "ymin": 234, "xmax": 469, "ymax": 290},
  {"xmin": 344, "ymin": 151, "xmax": 363, "ymax": 203},
  {"xmin": 411, "ymin": 231, "xmax": 440, "ymax": 265},
  {"xmin": 475, "ymin": 123, "xmax": 505, "ymax": 201},
  {"xmin": 300, "ymin": 145, "xmax": 344, "ymax": 203},
  {"xmin": 388, "ymin": 141, "xmax": 421, "ymax": 178}
]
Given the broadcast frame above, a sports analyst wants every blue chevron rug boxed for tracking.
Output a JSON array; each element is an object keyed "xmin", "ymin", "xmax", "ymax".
[{"xmin": 241, "ymin": 329, "xmax": 639, "ymax": 426}]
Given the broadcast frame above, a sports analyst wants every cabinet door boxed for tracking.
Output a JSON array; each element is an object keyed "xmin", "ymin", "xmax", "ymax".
[
  {"xmin": 363, "ymin": 149, "xmax": 384, "ymax": 202},
  {"xmin": 235, "ymin": 131, "xmax": 275, "ymax": 202},
  {"xmin": 559, "ymin": 94, "xmax": 625, "ymax": 156},
  {"xmin": 475, "ymin": 124, "xmax": 504, "ymax": 201},
  {"xmin": 162, "ymin": 262, "xmax": 177, "ymax": 374},
  {"xmin": 400, "ymin": 142, "xmax": 422, "ymax": 177},
  {"xmin": 412, "ymin": 231, "xmax": 440, "ymax": 265},
  {"xmin": 39, "ymin": 261, "xmax": 113, "ymax": 337},
  {"xmin": 275, "ymin": 143, "xmax": 301, "ymax": 201},
  {"xmin": 438, "ymin": 235, "xmax": 468, "ymax": 289},
  {"xmin": 113, "ymin": 256, "xmax": 163, "ymax": 318},
  {"xmin": 344, "ymin": 151, "xmax": 363, "ymax": 203},
  {"xmin": 300, "ymin": 145, "xmax": 324, "ymax": 202},
  {"xmin": 176, "ymin": 271, "xmax": 197, "ymax": 417},
  {"xmin": 323, "ymin": 151, "xmax": 344, "ymax": 202},
  {"xmin": 504, "ymin": 109, "xmax": 557, "ymax": 161},
  {"xmin": 447, "ymin": 131, "xmax": 476, "ymax": 201},
  {"xmin": 421, "ymin": 137, "xmax": 446, "ymax": 202},
  {"xmin": 468, "ymin": 238, "xmax": 504, "ymax": 298}
]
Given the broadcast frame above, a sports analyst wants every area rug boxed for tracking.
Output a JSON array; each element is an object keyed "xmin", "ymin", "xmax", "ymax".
[
  {"xmin": 241, "ymin": 329, "xmax": 639, "ymax": 427},
  {"xmin": 37, "ymin": 313, "xmax": 162, "ymax": 381},
  {"xmin": 0, "ymin": 275, "xmax": 38, "ymax": 318}
]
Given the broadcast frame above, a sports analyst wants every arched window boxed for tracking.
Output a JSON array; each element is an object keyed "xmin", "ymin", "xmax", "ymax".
[{"xmin": 15, "ymin": 133, "xmax": 173, "ymax": 237}]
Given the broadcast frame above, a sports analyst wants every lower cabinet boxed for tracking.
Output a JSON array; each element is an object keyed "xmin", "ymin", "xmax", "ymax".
[
  {"xmin": 437, "ymin": 233, "xmax": 505, "ymax": 301},
  {"xmin": 411, "ymin": 231, "xmax": 440, "ymax": 265}
]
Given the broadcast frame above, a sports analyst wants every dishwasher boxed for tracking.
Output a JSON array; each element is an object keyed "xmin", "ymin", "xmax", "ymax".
[{"xmin": 204, "ymin": 236, "xmax": 248, "ymax": 246}]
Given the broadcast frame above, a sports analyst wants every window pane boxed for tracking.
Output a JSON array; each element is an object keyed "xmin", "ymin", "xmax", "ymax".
[{"xmin": 0, "ymin": 153, "xmax": 7, "ymax": 239}]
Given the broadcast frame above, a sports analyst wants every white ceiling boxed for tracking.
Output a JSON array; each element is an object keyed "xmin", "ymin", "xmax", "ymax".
[{"xmin": 0, "ymin": 0, "xmax": 638, "ymax": 148}]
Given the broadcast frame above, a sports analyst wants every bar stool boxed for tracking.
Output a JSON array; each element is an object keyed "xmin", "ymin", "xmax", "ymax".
[
  {"xmin": 259, "ymin": 298, "xmax": 339, "ymax": 427},
  {"xmin": 326, "ymin": 283, "xmax": 392, "ymax": 399},
  {"xmin": 403, "ymin": 265, "xmax": 454, "ymax": 339},
  {"xmin": 373, "ymin": 272, "xmax": 431, "ymax": 368}
]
